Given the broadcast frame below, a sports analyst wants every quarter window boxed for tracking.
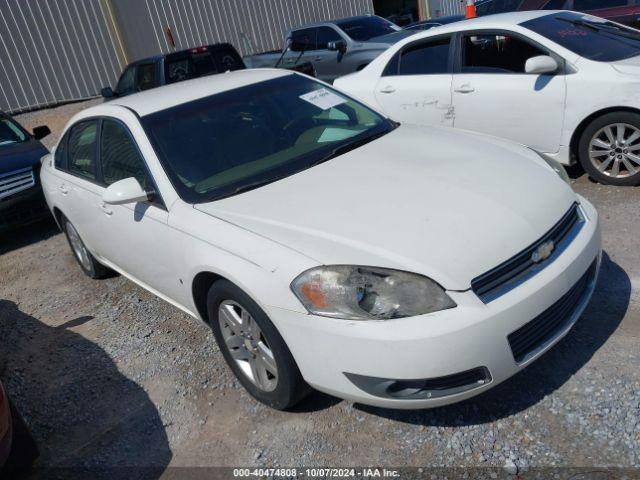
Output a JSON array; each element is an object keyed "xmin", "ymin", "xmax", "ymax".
[
  {"xmin": 67, "ymin": 121, "xmax": 98, "ymax": 181},
  {"xmin": 462, "ymin": 33, "xmax": 546, "ymax": 73},
  {"xmin": 100, "ymin": 120, "xmax": 148, "ymax": 188}
]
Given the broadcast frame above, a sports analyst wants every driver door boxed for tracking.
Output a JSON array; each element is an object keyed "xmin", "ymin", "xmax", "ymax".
[{"xmin": 451, "ymin": 30, "xmax": 566, "ymax": 153}]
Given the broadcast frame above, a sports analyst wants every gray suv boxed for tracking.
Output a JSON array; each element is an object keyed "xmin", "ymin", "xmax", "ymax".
[{"xmin": 244, "ymin": 16, "xmax": 413, "ymax": 83}]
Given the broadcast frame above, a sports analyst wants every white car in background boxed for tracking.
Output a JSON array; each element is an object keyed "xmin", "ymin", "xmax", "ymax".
[
  {"xmin": 335, "ymin": 10, "xmax": 640, "ymax": 186},
  {"xmin": 40, "ymin": 70, "xmax": 600, "ymax": 410}
]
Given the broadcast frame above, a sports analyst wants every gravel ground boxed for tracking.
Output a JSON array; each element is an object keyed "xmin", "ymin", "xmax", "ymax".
[{"xmin": 0, "ymin": 101, "xmax": 638, "ymax": 478}]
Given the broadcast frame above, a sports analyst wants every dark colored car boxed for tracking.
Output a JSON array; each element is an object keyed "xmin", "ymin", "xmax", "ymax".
[
  {"xmin": 102, "ymin": 43, "xmax": 245, "ymax": 98},
  {"xmin": 0, "ymin": 380, "xmax": 38, "ymax": 474},
  {"xmin": 475, "ymin": 0, "xmax": 640, "ymax": 28},
  {"xmin": 0, "ymin": 111, "xmax": 50, "ymax": 232},
  {"xmin": 102, "ymin": 43, "xmax": 315, "ymax": 99},
  {"xmin": 404, "ymin": 14, "xmax": 465, "ymax": 31}
]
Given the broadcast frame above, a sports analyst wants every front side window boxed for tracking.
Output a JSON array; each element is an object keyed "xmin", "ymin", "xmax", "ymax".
[
  {"xmin": 116, "ymin": 66, "xmax": 135, "ymax": 95},
  {"xmin": 316, "ymin": 27, "xmax": 343, "ymax": 49},
  {"xmin": 290, "ymin": 28, "xmax": 318, "ymax": 50},
  {"xmin": 397, "ymin": 37, "xmax": 451, "ymax": 75},
  {"xmin": 0, "ymin": 117, "xmax": 28, "ymax": 147},
  {"xmin": 336, "ymin": 16, "xmax": 401, "ymax": 41},
  {"xmin": 54, "ymin": 133, "xmax": 68, "ymax": 169},
  {"xmin": 462, "ymin": 33, "xmax": 546, "ymax": 73},
  {"xmin": 100, "ymin": 120, "xmax": 148, "ymax": 188},
  {"xmin": 522, "ymin": 12, "xmax": 640, "ymax": 62},
  {"xmin": 142, "ymin": 74, "xmax": 393, "ymax": 203},
  {"xmin": 135, "ymin": 63, "xmax": 159, "ymax": 92},
  {"xmin": 67, "ymin": 121, "xmax": 98, "ymax": 181}
]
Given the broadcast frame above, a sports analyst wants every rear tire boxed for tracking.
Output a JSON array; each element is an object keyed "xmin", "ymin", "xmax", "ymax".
[
  {"xmin": 4, "ymin": 400, "xmax": 38, "ymax": 473},
  {"xmin": 61, "ymin": 215, "xmax": 109, "ymax": 279},
  {"xmin": 578, "ymin": 111, "xmax": 640, "ymax": 186},
  {"xmin": 207, "ymin": 280, "xmax": 310, "ymax": 410}
]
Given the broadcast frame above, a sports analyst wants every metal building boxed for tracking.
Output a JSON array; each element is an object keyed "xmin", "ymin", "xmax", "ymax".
[{"xmin": 0, "ymin": 0, "xmax": 373, "ymax": 113}]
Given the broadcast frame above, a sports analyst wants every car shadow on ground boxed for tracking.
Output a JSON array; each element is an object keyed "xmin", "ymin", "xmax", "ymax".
[
  {"xmin": 0, "ymin": 218, "xmax": 59, "ymax": 255},
  {"xmin": 354, "ymin": 252, "xmax": 630, "ymax": 426},
  {"xmin": 0, "ymin": 300, "xmax": 172, "ymax": 480}
]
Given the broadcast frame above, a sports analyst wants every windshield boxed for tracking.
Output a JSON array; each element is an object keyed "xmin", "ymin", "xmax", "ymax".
[
  {"xmin": 0, "ymin": 117, "xmax": 28, "ymax": 147},
  {"xmin": 336, "ymin": 16, "xmax": 401, "ymax": 41},
  {"xmin": 142, "ymin": 74, "xmax": 393, "ymax": 203},
  {"xmin": 522, "ymin": 12, "xmax": 640, "ymax": 62}
]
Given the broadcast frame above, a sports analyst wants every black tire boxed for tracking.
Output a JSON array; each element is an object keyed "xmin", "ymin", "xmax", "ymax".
[
  {"xmin": 207, "ymin": 280, "xmax": 310, "ymax": 410},
  {"xmin": 3, "ymin": 400, "xmax": 38, "ymax": 473},
  {"xmin": 578, "ymin": 111, "xmax": 640, "ymax": 186},
  {"xmin": 61, "ymin": 215, "xmax": 109, "ymax": 279}
]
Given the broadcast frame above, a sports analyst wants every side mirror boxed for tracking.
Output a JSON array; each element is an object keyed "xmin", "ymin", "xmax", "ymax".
[
  {"xmin": 101, "ymin": 87, "xmax": 115, "ymax": 98},
  {"xmin": 32, "ymin": 125, "xmax": 51, "ymax": 140},
  {"xmin": 102, "ymin": 178, "xmax": 150, "ymax": 205},
  {"xmin": 328, "ymin": 40, "xmax": 347, "ymax": 53},
  {"xmin": 525, "ymin": 55, "xmax": 558, "ymax": 75}
]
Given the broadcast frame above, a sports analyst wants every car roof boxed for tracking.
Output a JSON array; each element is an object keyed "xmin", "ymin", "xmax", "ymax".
[
  {"xmin": 404, "ymin": 10, "xmax": 558, "ymax": 36},
  {"xmin": 93, "ymin": 69, "xmax": 293, "ymax": 117}
]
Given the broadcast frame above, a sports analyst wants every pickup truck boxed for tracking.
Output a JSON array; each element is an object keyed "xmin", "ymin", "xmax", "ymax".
[
  {"xmin": 102, "ymin": 43, "xmax": 314, "ymax": 99},
  {"xmin": 244, "ymin": 15, "xmax": 413, "ymax": 83}
]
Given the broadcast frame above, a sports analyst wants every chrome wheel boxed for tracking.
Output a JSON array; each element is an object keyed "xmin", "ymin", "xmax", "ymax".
[
  {"xmin": 65, "ymin": 222, "xmax": 92, "ymax": 271},
  {"xmin": 218, "ymin": 300, "xmax": 278, "ymax": 392},
  {"xmin": 588, "ymin": 123, "xmax": 640, "ymax": 178}
]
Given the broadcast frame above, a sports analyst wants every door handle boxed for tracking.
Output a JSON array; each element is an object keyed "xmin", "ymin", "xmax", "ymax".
[
  {"xmin": 379, "ymin": 85, "xmax": 396, "ymax": 94},
  {"xmin": 454, "ymin": 85, "xmax": 475, "ymax": 94},
  {"xmin": 58, "ymin": 185, "xmax": 69, "ymax": 195},
  {"xmin": 99, "ymin": 203, "xmax": 113, "ymax": 216}
]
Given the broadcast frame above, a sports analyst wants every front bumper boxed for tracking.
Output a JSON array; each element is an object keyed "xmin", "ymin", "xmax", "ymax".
[
  {"xmin": 267, "ymin": 197, "xmax": 601, "ymax": 409},
  {"xmin": 0, "ymin": 185, "xmax": 49, "ymax": 232}
]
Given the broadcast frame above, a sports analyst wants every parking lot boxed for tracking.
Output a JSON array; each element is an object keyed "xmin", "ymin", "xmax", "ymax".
[{"xmin": 0, "ymin": 101, "xmax": 637, "ymax": 474}]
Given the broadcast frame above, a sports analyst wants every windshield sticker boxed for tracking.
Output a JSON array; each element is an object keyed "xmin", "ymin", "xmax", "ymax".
[{"xmin": 300, "ymin": 88, "xmax": 347, "ymax": 110}]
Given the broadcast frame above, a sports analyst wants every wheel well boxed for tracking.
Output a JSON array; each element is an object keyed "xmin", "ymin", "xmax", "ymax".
[
  {"xmin": 192, "ymin": 271, "xmax": 225, "ymax": 324},
  {"xmin": 570, "ymin": 106, "xmax": 640, "ymax": 162}
]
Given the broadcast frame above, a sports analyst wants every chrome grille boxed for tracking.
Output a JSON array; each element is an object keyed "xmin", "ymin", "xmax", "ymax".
[
  {"xmin": 471, "ymin": 203, "xmax": 584, "ymax": 303},
  {"xmin": 0, "ymin": 167, "xmax": 35, "ymax": 201}
]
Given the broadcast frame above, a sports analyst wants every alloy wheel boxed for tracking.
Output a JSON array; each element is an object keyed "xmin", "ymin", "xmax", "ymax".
[
  {"xmin": 65, "ymin": 222, "xmax": 92, "ymax": 271},
  {"xmin": 588, "ymin": 123, "xmax": 640, "ymax": 178},
  {"xmin": 218, "ymin": 300, "xmax": 278, "ymax": 392}
]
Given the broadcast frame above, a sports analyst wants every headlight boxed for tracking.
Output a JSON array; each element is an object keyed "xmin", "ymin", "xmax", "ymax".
[
  {"xmin": 534, "ymin": 150, "xmax": 571, "ymax": 185},
  {"xmin": 291, "ymin": 265, "xmax": 456, "ymax": 320}
]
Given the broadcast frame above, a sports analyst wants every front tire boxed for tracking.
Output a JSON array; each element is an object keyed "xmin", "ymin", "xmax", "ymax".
[
  {"xmin": 207, "ymin": 280, "xmax": 309, "ymax": 410},
  {"xmin": 578, "ymin": 112, "xmax": 640, "ymax": 186},
  {"xmin": 61, "ymin": 215, "xmax": 109, "ymax": 279}
]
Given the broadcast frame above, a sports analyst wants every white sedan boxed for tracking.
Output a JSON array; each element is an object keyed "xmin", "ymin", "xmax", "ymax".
[
  {"xmin": 335, "ymin": 10, "xmax": 640, "ymax": 186},
  {"xmin": 41, "ymin": 70, "xmax": 601, "ymax": 410}
]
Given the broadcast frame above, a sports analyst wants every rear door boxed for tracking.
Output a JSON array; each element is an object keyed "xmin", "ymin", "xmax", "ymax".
[
  {"xmin": 373, "ymin": 34, "xmax": 455, "ymax": 127},
  {"xmin": 451, "ymin": 30, "xmax": 566, "ymax": 153}
]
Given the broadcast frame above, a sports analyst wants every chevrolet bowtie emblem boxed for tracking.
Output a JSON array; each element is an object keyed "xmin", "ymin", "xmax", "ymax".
[{"xmin": 531, "ymin": 240, "xmax": 555, "ymax": 263}]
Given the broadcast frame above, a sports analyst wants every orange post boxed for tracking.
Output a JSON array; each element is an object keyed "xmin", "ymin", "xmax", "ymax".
[{"xmin": 465, "ymin": 0, "xmax": 477, "ymax": 18}]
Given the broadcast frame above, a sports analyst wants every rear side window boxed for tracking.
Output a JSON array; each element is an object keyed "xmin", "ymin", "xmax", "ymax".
[
  {"xmin": 135, "ymin": 63, "xmax": 159, "ymax": 91},
  {"xmin": 462, "ymin": 33, "xmax": 546, "ymax": 73},
  {"xmin": 67, "ymin": 121, "xmax": 98, "ymax": 181},
  {"xmin": 385, "ymin": 37, "xmax": 451, "ymax": 76},
  {"xmin": 100, "ymin": 120, "xmax": 148, "ymax": 188}
]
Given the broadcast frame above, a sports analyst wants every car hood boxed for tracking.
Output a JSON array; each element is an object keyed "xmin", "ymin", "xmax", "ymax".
[
  {"xmin": 194, "ymin": 125, "xmax": 576, "ymax": 290},
  {"xmin": 0, "ymin": 138, "xmax": 48, "ymax": 174}
]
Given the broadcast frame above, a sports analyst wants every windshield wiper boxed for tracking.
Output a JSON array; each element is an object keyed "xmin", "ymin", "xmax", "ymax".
[
  {"xmin": 555, "ymin": 17, "xmax": 601, "ymax": 31},
  {"xmin": 307, "ymin": 129, "xmax": 391, "ymax": 169},
  {"xmin": 556, "ymin": 16, "xmax": 640, "ymax": 40}
]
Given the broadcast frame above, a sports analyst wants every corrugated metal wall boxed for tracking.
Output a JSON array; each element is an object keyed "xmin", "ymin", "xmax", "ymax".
[
  {"xmin": 0, "ymin": 0, "xmax": 126, "ymax": 113},
  {"xmin": 110, "ymin": 0, "xmax": 374, "ymax": 61},
  {"xmin": 0, "ymin": 0, "xmax": 374, "ymax": 113}
]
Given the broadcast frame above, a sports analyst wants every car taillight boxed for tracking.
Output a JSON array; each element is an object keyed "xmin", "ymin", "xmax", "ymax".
[
  {"xmin": 0, "ymin": 383, "xmax": 9, "ymax": 439},
  {"xmin": 190, "ymin": 46, "xmax": 208, "ymax": 54}
]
